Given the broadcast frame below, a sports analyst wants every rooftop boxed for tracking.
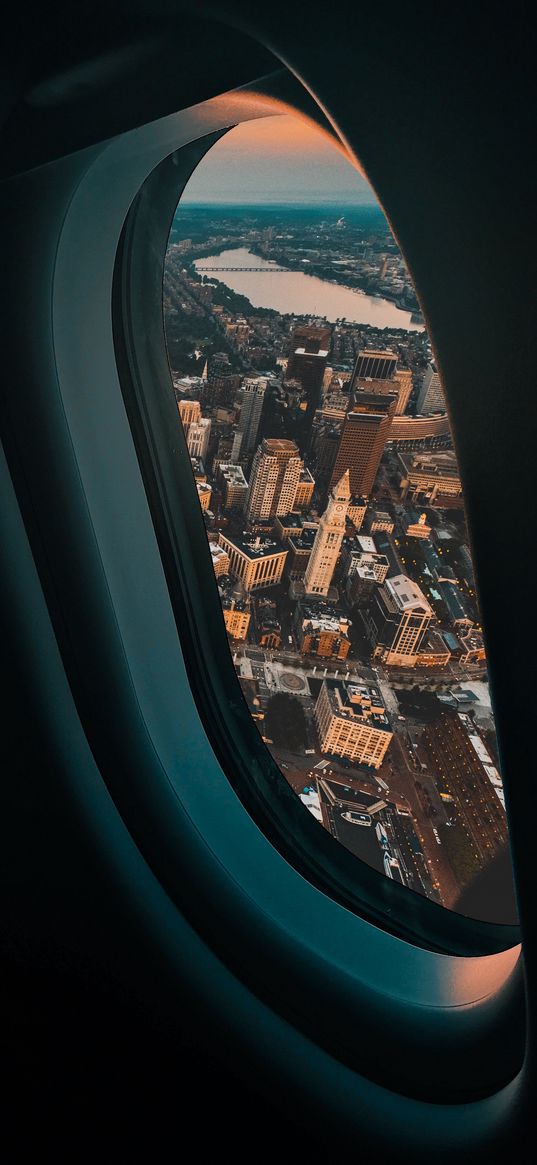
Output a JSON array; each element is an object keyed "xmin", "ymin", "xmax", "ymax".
[
  {"xmin": 320, "ymin": 679, "xmax": 390, "ymax": 730},
  {"xmin": 220, "ymin": 532, "xmax": 286, "ymax": 560},
  {"xmin": 385, "ymin": 574, "xmax": 433, "ymax": 615},
  {"xmin": 220, "ymin": 463, "xmax": 248, "ymax": 486}
]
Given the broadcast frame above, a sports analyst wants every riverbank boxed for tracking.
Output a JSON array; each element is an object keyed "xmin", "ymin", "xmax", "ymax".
[{"xmin": 192, "ymin": 247, "xmax": 425, "ymax": 331}]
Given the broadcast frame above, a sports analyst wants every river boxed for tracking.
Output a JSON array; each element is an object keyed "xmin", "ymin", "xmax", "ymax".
[{"xmin": 193, "ymin": 247, "xmax": 424, "ymax": 332}]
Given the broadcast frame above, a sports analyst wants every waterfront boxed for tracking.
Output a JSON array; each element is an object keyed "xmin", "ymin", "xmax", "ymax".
[{"xmin": 193, "ymin": 247, "xmax": 424, "ymax": 331}]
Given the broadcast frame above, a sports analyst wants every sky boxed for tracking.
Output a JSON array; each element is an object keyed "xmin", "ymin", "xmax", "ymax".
[{"xmin": 181, "ymin": 115, "xmax": 376, "ymax": 206}]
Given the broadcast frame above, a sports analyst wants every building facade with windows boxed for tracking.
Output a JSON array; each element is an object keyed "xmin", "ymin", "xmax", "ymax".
[
  {"xmin": 330, "ymin": 391, "xmax": 397, "ymax": 497},
  {"xmin": 245, "ymin": 439, "xmax": 302, "ymax": 522},
  {"xmin": 398, "ymin": 451, "xmax": 462, "ymax": 503},
  {"xmin": 219, "ymin": 463, "xmax": 249, "ymax": 510},
  {"xmin": 292, "ymin": 466, "xmax": 315, "ymax": 512},
  {"xmin": 237, "ymin": 377, "xmax": 267, "ymax": 456},
  {"xmin": 303, "ymin": 471, "xmax": 350, "ymax": 597},
  {"xmin": 218, "ymin": 532, "xmax": 287, "ymax": 591},
  {"xmin": 416, "ymin": 363, "xmax": 446, "ymax": 415},
  {"xmin": 352, "ymin": 348, "xmax": 399, "ymax": 382},
  {"xmin": 315, "ymin": 679, "xmax": 393, "ymax": 768},
  {"xmin": 221, "ymin": 597, "xmax": 251, "ymax": 640},
  {"xmin": 365, "ymin": 574, "xmax": 433, "ymax": 666}
]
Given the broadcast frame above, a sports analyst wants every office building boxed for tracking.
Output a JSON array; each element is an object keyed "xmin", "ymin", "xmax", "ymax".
[
  {"xmin": 286, "ymin": 526, "xmax": 318, "ymax": 580},
  {"xmin": 365, "ymin": 574, "xmax": 433, "ymax": 666},
  {"xmin": 342, "ymin": 534, "xmax": 390, "ymax": 586},
  {"xmin": 387, "ymin": 412, "xmax": 451, "ymax": 451},
  {"xmin": 353, "ymin": 349, "xmax": 398, "ymax": 382},
  {"xmin": 365, "ymin": 509, "xmax": 395, "ymax": 535},
  {"xmin": 292, "ymin": 466, "xmax": 315, "ymax": 512},
  {"xmin": 237, "ymin": 377, "xmax": 267, "ymax": 455},
  {"xmin": 422, "ymin": 712, "xmax": 507, "ymax": 863},
  {"xmin": 218, "ymin": 532, "xmax": 287, "ymax": 592},
  {"xmin": 417, "ymin": 364, "xmax": 446, "ymax": 415},
  {"xmin": 196, "ymin": 481, "xmax": 212, "ymax": 511},
  {"xmin": 311, "ymin": 420, "xmax": 342, "ymax": 485},
  {"xmin": 218, "ymin": 584, "xmax": 251, "ymax": 641},
  {"xmin": 184, "ymin": 416, "xmax": 211, "ymax": 461},
  {"xmin": 288, "ymin": 323, "xmax": 332, "ymax": 356},
  {"xmin": 219, "ymin": 463, "xmax": 249, "ymax": 511},
  {"xmin": 303, "ymin": 471, "xmax": 350, "ymax": 597},
  {"xmin": 315, "ymin": 679, "xmax": 393, "ymax": 769},
  {"xmin": 245, "ymin": 439, "xmax": 302, "ymax": 522},
  {"xmin": 347, "ymin": 496, "xmax": 367, "ymax": 529},
  {"xmin": 330, "ymin": 391, "xmax": 397, "ymax": 497},
  {"xmin": 398, "ymin": 450, "xmax": 462, "ymax": 503},
  {"xmin": 210, "ymin": 542, "xmax": 230, "ymax": 578},
  {"xmin": 286, "ymin": 325, "xmax": 331, "ymax": 450},
  {"xmin": 353, "ymin": 366, "xmax": 413, "ymax": 416},
  {"xmin": 178, "ymin": 398, "xmax": 201, "ymax": 428},
  {"xmin": 297, "ymin": 603, "xmax": 351, "ymax": 661}
]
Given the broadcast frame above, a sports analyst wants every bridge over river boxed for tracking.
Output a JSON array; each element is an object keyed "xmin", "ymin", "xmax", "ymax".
[{"xmin": 196, "ymin": 265, "xmax": 289, "ymax": 272}]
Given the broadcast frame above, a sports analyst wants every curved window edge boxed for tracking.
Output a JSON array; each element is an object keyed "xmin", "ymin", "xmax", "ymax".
[{"xmin": 0, "ymin": 82, "xmax": 525, "ymax": 1108}]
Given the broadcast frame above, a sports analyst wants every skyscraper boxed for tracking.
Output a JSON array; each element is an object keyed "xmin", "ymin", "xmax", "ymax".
[
  {"xmin": 365, "ymin": 574, "xmax": 433, "ymax": 666},
  {"xmin": 237, "ymin": 377, "xmax": 267, "ymax": 455},
  {"xmin": 350, "ymin": 348, "xmax": 412, "ymax": 416},
  {"xmin": 330, "ymin": 390, "xmax": 397, "ymax": 497},
  {"xmin": 186, "ymin": 417, "xmax": 211, "ymax": 461},
  {"xmin": 304, "ymin": 470, "xmax": 350, "ymax": 597},
  {"xmin": 286, "ymin": 324, "xmax": 331, "ymax": 451},
  {"xmin": 245, "ymin": 439, "xmax": 302, "ymax": 522},
  {"xmin": 287, "ymin": 323, "xmax": 332, "ymax": 359},
  {"xmin": 353, "ymin": 349, "xmax": 398, "ymax": 381},
  {"xmin": 417, "ymin": 363, "xmax": 446, "ymax": 414},
  {"xmin": 178, "ymin": 399, "xmax": 211, "ymax": 462},
  {"xmin": 178, "ymin": 398, "xmax": 201, "ymax": 428}
]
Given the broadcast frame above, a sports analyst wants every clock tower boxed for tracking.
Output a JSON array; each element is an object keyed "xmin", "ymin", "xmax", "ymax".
[{"xmin": 303, "ymin": 471, "xmax": 351, "ymax": 597}]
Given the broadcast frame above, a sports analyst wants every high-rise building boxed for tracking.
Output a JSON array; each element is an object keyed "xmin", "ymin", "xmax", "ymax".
[
  {"xmin": 417, "ymin": 364, "xmax": 446, "ymax": 414},
  {"xmin": 286, "ymin": 325, "xmax": 331, "ymax": 450},
  {"xmin": 364, "ymin": 574, "xmax": 433, "ymax": 666},
  {"xmin": 422, "ymin": 712, "xmax": 507, "ymax": 866},
  {"xmin": 245, "ymin": 439, "xmax": 302, "ymax": 522},
  {"xmin": 392, "ymin": 367, "xmax": 413, "ymax": 414},
  {"xmin": 237, "ymin": 377, "xmax": 267, "ymax": 455},
  {"xmin": 288, "ymin": 323, "xmax": 332, "ymax": 357},
  {"xmin": 218, "ymin": 532, "xmax": 287, "ymax": 591},
  {"xmin": 219, "ymin": 463, "xmax": 249, "ymax": 511},
  {"xmin": 185, "ymin": 417, "xmax": 211, "ymax": 461},
  {"xmin": 303, "ymin": 470, "xmax": 350, "ymax": 597},
  {"xmin": 353, "ymin": 349, "xmax": 398, "ymax": 381},
  {"xmin": 311, "ymin": 420, "xmax": 342, "ymax": 486},
  {"xmin": 314, "ymin": 679, "xmax": 392, "ymax": 768},
  {"xmin": 178, "ymin": 398, "xmax": 212, "ymax": 462},
  {"xmin": 178, "ymin": 399, "xmax": 201, "ymax": 428},
  {"xmin": 350, "ymin": 348, "xmax": 412, "ymax": 416},
  {"xmin": 292, "ymin": 466, "xmax": 315, "ymax": 512},
  {"xmin": 330, "ymin": 390, "xmax": 397, "ymax": 497}
]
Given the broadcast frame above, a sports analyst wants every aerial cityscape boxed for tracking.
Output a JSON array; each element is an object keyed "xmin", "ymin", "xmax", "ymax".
[{"xmin": 163, "ymin": 119, "xmax": 512, "ymax": 922}]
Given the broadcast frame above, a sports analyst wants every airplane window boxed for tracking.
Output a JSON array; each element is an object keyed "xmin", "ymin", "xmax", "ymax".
[{"xmin": 162, "ymin": 114, "xmax": 517, "ymax": 928}]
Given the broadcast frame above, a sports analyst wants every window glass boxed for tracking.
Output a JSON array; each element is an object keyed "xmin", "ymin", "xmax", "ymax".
[{"xmin": 164, "ymin": 115, "xmax": 516, "ymax": 924}]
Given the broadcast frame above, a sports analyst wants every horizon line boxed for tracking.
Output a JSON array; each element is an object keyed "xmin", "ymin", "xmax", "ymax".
[{"xmin": 177, "ymin": 199, "xmax": 381, "ymax": 210}]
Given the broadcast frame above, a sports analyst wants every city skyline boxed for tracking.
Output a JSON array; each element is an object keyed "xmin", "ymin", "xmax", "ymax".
[
  {"xmin": 181, "ymin": 114, "xmax": 377, "ymax": 206},
  {"xmin": 164, "ymin": 197, "xmax": 512, "ymax": 923}
]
